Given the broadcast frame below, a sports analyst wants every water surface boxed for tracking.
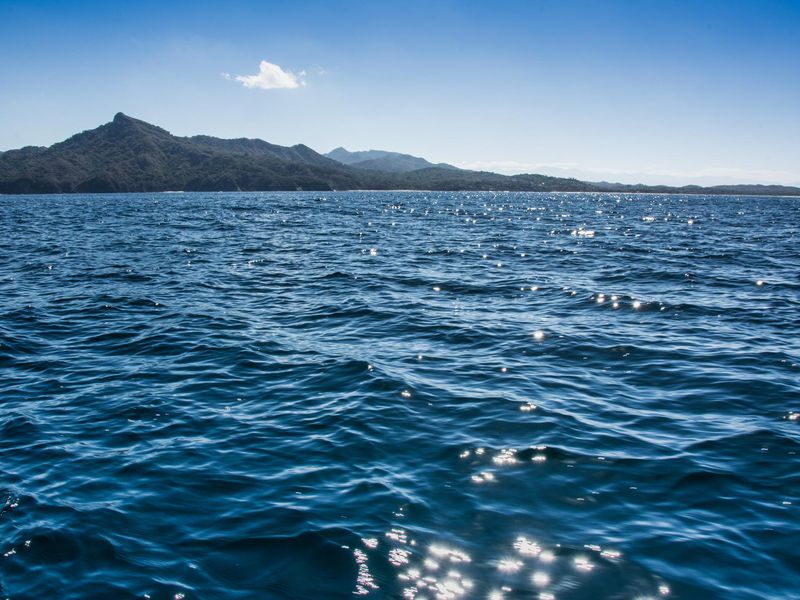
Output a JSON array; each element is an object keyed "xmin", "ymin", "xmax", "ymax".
[{"xmin": 1, "ymin": 192, "xmax": 798, "ymax": 599}]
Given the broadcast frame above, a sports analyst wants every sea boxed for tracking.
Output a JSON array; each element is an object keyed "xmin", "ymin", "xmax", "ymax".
[{"xmin": 0, "ymin": 191, "xmax": 798, "ymax": 600}]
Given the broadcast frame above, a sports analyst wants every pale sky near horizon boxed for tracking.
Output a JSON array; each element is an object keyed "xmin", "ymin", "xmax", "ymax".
[{"xmin": 1, "ymin": 0, "xmax": 799, "ymax": 186}]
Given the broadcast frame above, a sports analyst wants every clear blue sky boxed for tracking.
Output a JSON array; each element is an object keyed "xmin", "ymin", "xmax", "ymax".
[{"xmin": 1, "ymin": 0, "xmax": 798, "ymax": 185}]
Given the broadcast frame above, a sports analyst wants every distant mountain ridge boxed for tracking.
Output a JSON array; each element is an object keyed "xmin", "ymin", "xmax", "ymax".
[
  {"xmin": 1, "ymin": 113, "xmax": 798, "ymax": 196},
  {"xmin": 325, "ymin": 147, "xmax": 459, "ymax": 173}
]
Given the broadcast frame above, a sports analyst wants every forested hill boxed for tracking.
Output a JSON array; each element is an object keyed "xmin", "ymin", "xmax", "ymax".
[{"xmin": 1, "ymin": 113, "xmax": 798, "ymax": 196}]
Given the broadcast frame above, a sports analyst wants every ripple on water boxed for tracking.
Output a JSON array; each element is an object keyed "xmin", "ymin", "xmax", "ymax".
[{"xmin": 0, "ymin": 192, "xmax": 798, "ymax": 599}]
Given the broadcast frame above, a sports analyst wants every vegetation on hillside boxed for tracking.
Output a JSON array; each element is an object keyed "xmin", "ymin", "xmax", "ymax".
[{"xmin": 1, "ymin": 113, "xmax": 797, "ymax": 196}]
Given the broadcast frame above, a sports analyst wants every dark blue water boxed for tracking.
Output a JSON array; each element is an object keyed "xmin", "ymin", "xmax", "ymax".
[{"xmin": 1, "ymin": 192, "xmax": 798, "ymax": 600}]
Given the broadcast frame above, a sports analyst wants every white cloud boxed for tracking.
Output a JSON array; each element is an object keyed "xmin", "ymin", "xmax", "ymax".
[{"xmin": 229, "ymin": 60, "xmax": 305, "ymax": 90}]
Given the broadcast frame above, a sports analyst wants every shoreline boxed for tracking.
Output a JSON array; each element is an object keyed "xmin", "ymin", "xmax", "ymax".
[{"xmin": 2, "ymin": 189, "xmax": 800, "ymax": 198}]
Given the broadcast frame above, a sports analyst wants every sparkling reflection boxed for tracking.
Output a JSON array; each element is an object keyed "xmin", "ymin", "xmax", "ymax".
[{"xmin": 362, "ymin": 522, "xmax": 671, "ymax": 598}]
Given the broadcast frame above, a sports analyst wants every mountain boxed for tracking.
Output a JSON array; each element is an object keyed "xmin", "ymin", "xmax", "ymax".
[
  {"xmin": 325, "ymin": 147, "xmax": 459, "ymax": 173},
  {"xmin": 1, "ymin": 114, "xmax": 798, "ymax": 196},
  {"xmin": 0, "ymin": 113, "xmax": 364, "ymax": 193}
]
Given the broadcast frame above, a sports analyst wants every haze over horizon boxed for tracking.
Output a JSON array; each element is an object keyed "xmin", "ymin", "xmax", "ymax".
[{"xmin": 1, "ymin": 0, "xmax": 799, "ymax": 187}]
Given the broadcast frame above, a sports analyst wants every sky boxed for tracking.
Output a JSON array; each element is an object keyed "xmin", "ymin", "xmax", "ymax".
[{"xmin": 1, "ymin": 0, "xmax": 799, "ymax": 186}]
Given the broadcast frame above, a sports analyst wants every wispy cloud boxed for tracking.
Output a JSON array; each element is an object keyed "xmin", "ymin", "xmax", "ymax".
[{"xmin": 224, "ymin": 60, "xmax": 306, "ymax": 90}]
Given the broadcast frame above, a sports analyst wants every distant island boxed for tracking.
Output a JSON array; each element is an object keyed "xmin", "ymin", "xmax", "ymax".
[{"xmin": 1, "ymin": 113, "xmax": 798, "ymax": 196}]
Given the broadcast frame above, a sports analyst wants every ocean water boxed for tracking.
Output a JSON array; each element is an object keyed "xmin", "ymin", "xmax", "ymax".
[{"xmin": 0, "ymin": 191, "xmax": 798, "ymax": 600}]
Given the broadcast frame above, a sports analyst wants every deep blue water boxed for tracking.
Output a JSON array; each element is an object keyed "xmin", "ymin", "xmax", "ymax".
[{"xmin": 0, "ymin": 192, "xmax": 799, "ymax": 600}]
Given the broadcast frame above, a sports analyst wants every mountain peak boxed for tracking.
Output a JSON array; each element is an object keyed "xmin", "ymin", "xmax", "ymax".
[
  {"xmin": 104, "ymin": 112, "xmax": 173, "ymax": 140},
  {"xmin": 110, "ymin": 112, "xmax": 155, "ymax": 130},
  {"xmin": 108, "ymin": 112, "xmax": 145, "ymax": 134}
]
